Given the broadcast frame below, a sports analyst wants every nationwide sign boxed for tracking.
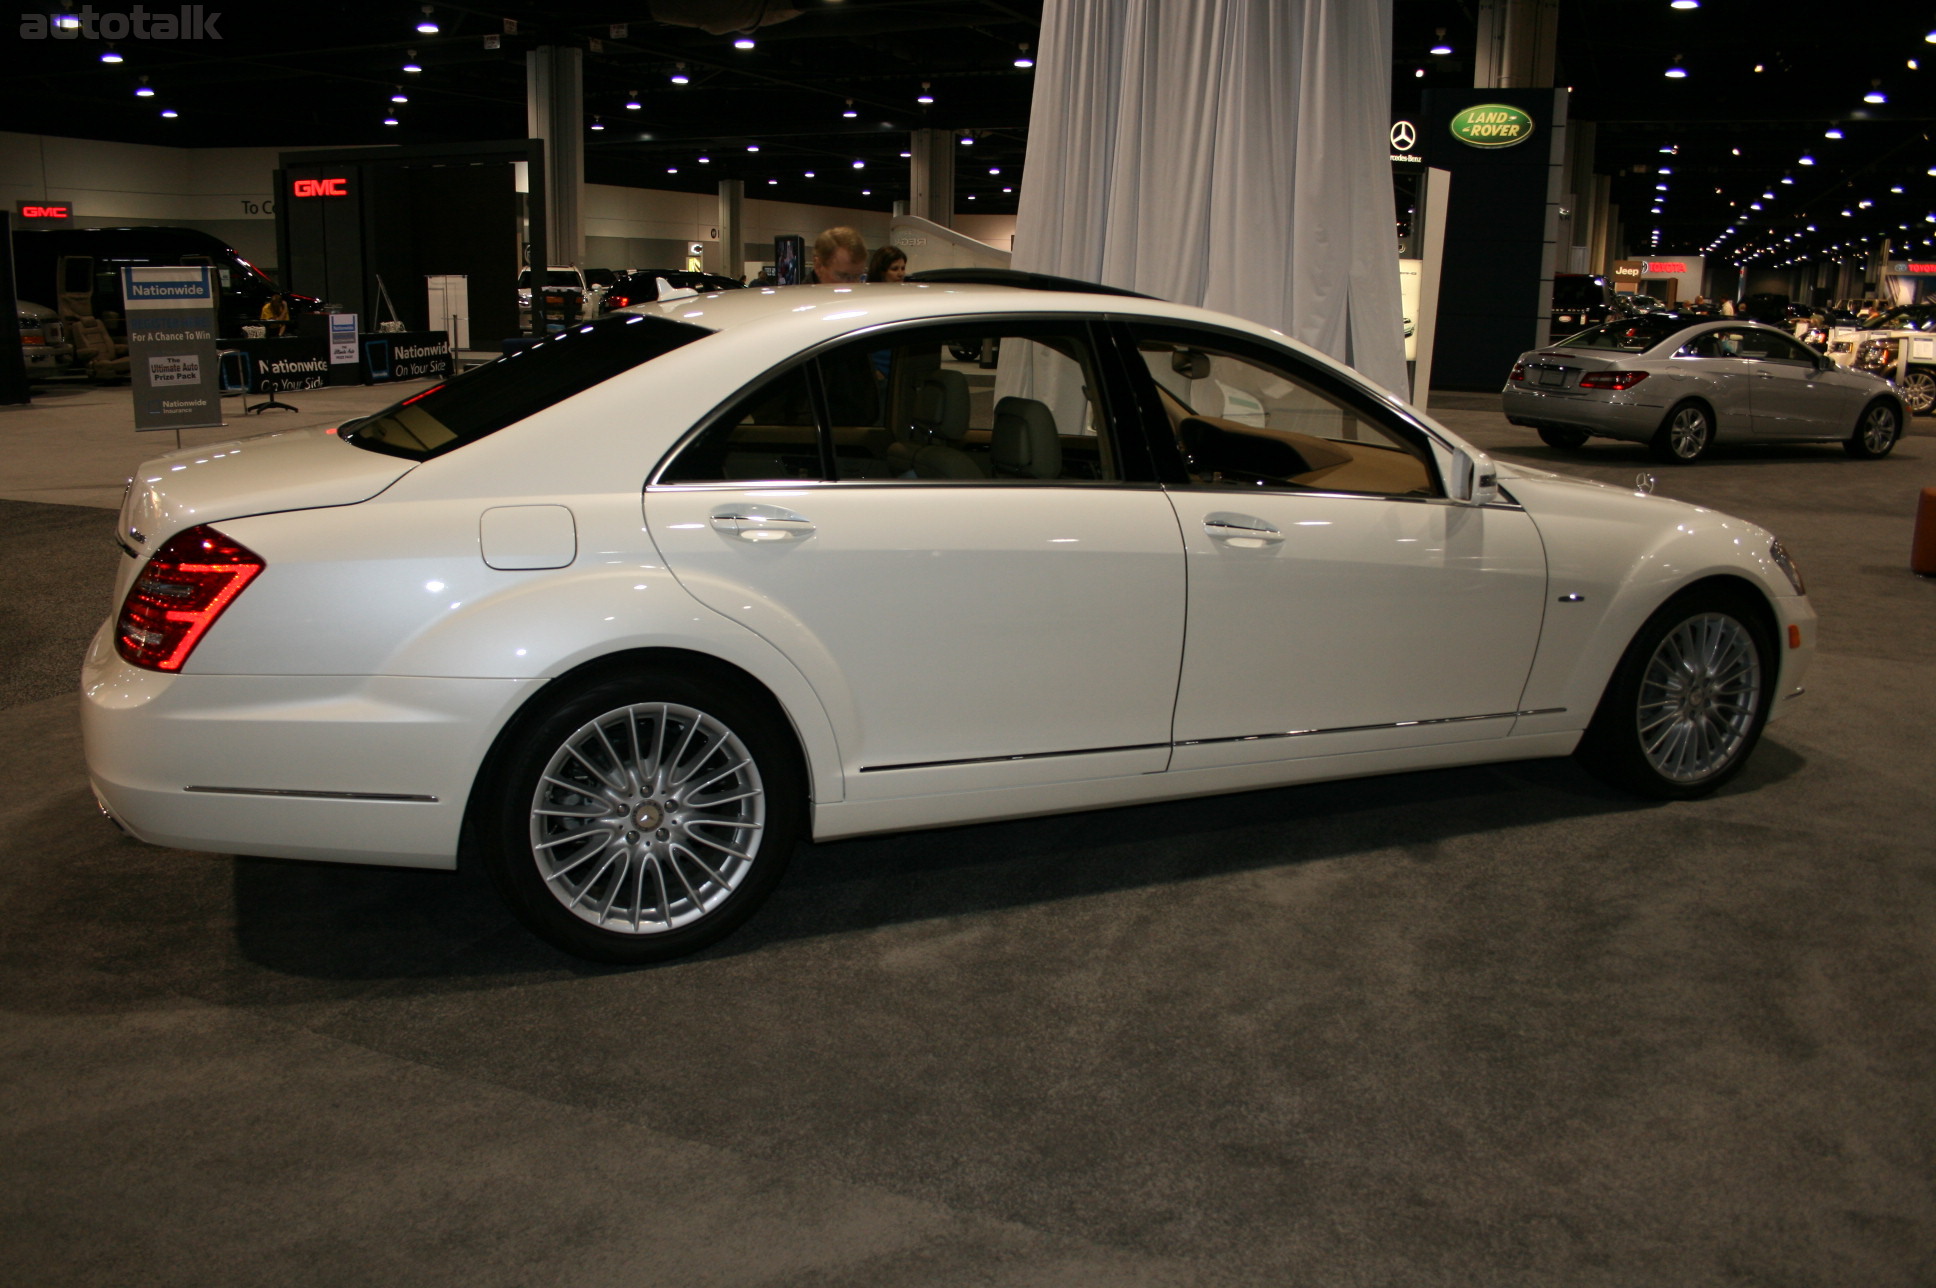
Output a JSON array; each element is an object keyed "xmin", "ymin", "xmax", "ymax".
[
  {"xmin": 16, "ymin": 200, "xmax": 74, "ymax": 221},
  {"xmin": 1449, "ymin": 103, "xmax": 1534, "ymax": 149},
  {"xmin": 291, "ymin": 177, "xmax": 349, "ymax": 198}
]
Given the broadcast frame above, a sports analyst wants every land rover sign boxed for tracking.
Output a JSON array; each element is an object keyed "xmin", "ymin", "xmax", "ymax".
[{"xmin": 1449, "ymin": 104, "xmax": 1534, "ymax": 149}]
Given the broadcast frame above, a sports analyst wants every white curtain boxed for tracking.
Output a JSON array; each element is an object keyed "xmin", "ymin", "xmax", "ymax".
[{"xmin": 1013, "ymin": 0, "xmax": 1408, "ymax": 398}]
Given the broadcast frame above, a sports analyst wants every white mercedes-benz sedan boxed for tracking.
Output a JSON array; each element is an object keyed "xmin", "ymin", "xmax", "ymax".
[
  {"xmin": 1503, "ymin": 315, "xmax": 1904, "ymax": 463},
  {"xmin": 84, "ymin": 273, "xmax": 1815, "ymax": 962}
]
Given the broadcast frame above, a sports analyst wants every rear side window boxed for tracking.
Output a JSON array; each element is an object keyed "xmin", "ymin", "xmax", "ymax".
[
  {"xmin": 1556, "ymin": 318, "xmax": 1686, "ymax": 351},
  {"xmin": 342, "ymin": 313, "xmax": 711, "ymax": 460}
]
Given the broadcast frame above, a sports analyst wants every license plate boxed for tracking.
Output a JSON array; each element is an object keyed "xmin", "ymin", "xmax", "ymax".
[{"xmin": 1537, "ymin": 367, "xmax": 1566, "ymax": 387}]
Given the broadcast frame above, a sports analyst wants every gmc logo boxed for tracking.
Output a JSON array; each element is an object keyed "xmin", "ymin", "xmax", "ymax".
[
  {"xmin": 292, "ymin": 178, "xmax": 349, "ymax": 198},
  {"xmin": 17, "ymin": 203, "xmax": 71, "ymax": 219}
]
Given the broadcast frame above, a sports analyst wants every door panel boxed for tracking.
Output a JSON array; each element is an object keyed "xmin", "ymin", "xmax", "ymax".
[
  {"xmin": 1749, "ymin": 361, "xmax": 1855, "ymax": 438},
  {"xmin": 1167, "ymin": 492, "xmax": 1549, "ymax": 768},
  {"xmin": 647, "ymin": 485, "xmax": 1186, "ymax": 798}
]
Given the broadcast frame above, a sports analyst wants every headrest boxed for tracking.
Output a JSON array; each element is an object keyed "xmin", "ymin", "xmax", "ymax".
[
  {"xmin": 991, "ymin": 397, "xmax": 1061, "ymax": 478},
  {"xmin": 910, "ymin": 369, "xmax": 970, "ymax": 442}
]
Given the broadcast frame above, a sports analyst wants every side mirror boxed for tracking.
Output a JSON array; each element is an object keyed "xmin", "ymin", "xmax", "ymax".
[{"xmin": 1448, "ymin": 446, "xmax": 1501, "ymax": 506}]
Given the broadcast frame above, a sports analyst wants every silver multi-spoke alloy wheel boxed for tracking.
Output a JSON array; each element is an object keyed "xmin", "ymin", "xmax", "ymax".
[
  {"xmin": 1900, "ymin": 369, "xmax": 1934, "ymax": 415},
  {"xmin": 1666, "ymin": 406, "xmax": 1710, "ymax": 460},
  {"xmin": 1634, "ymin": 612, "xmax": 1763, "ymax": 784},
  {"xmin": 529, "ymin": 701, "xmax": 765, "ymax": 934},
  {"xmin": 1860, "ymin": 404, "xmax": 1899, "ymax": 453}
]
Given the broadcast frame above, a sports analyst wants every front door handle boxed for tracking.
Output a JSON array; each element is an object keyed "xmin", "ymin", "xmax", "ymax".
[
  {"xmin": 1202, "ymin": 511, "xmax": 1284, "ymax": 544},
  {"xmin": 710, "ymin": 503, "xmax": 816, "ymax": 542}
]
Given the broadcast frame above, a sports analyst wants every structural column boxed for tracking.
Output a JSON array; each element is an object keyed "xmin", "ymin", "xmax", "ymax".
[
  {"xmin": 908, "ymin": 129, "xmax": 955, "ymax": 228},
  {"xmin": 717, "ymin": 179, "xmax": 743, "ymax": 281},
  {"xmin": 1473, "ymin": 0, "xmax": 1558, "ymax": 88},
  {"xmin": 526, "ymin": 44, "xmax": 584, "ymax": 267}
]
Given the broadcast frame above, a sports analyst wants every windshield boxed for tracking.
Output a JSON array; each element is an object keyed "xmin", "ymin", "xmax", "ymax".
[
  {"xmin": 517, "ymin": 269, "xmax": 585, "ymax": 289},
  {"xmin": 341, "ymin": 313, "xmax": 711, "ymax": 460},
  {"xmin": 1554, "ymin": 316, "xmax": 1688, "ymax": 352}
]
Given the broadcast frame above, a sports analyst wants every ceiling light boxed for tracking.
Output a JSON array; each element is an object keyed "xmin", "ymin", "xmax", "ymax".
[
  {"xmin": 416, "ymin": 6, "xmax": 439, "ymax": 34},
  {"xmin": 1003, "ymin": 187, "xmax": 1012, "ymax": 194},
  {"xmin": 1781, "ymin": 176, "xmax": 1794, "ymax": 184},
  {"xmin": 1864, "ymin": 84, "xmax": 1887, "ymax": 104},
  {"xmin": 52, "ymin": 12, "xmax": 78, "ymax": 28},
  {"xmin": 134, "ymin": 78, "xmax": 154, "ymax": 97},
  {"xmin": 625, "ymin": 91, "xmax": 641, "ymax": 109},
  {"xmin": 1753, "ymin": 63, "xmax": 1764, "ymax": 72},
  {"xmin": 960, "ymin": 133, "xmax": 975, "ymax": 145},
  {"xmin": 861, "ymin": 189, "xmax": 871, "ymax": 196},
  {"xmin": 803, "ymin": 170, "xmax": 815, "ymax": 178},
  {"xmin": 1859, "ymin": 199, "xmax": 1873, "ymax": 208},
  {"xmin": 1799, "ymin": 155, "xmax": 1815, "ymax": 165},
  {"xmin": 842, "ymin": 99, "xmax": 857, "ymax": 118},
  {"xmin": 1750, "ymin": 203, "xmax": 1762, "ymax": 210},
  {"xmin": 589, "ymin": 117, "xmax": 604, "ymax": 131},
  {"xmin": 1825, "ymin": 127, "xmax": 1844, "ymax": 139},
  {"xmin": 900, "ymin": 151, "xmax": 911, "ymax": 158},
  {"xmin": 1911, "ymin": 59, "xmax": 1921, "ymax": 70},
  {"xmin": 99, "ymin": 45, "xmax": 122, "ymax": 63},
  {"xmin": 666, "ymin": 167, "xmax": 677, "ymax": 174},
  {"xmin": 1731, "ymin": 147, "xmax": 1740, "ymax": 155},
  {"xmin": 917, "ymin": 82, "xmax": 935, "ymax": 104},
  {"xmin": 967, "ymin": 194, "xmax": 977, "ymax": 201},
  {"xmin": 1658, "ymin": 166, "xmax": 1672, "ymax": 174},
  {"xmin": 1762, "ymin": 191, "xmax": 1774, "ymax": 200},
  {"xmin": 382, "ymin": 115, "xmax": 398, "ymax": 126},
  {"xmin": 1429, "ymin": 29, "xmax": 1452, "ymax": 56},
  {"xmin": 851, "ymin": 159, "xmax": 865, "ymax": 169},
  {"xmin": 391, "ymin": 88, "xmax": 408, "ymax": 103},
  {"xmin": 1670, "ymin": 0, "xmax": 1698, "ymax": 7},
  {"xmin": 160, "ymin": 108, "xmax": 179, "ymax": 118},
  {"xmin": 734, "ymin": 36, "xmax": 756, "ymax": 50},
  {"xmin": 989, "ymin": 167, "xmax": 1001, "ymax": 175},
  {"xmin": 767, "ymin": 178, "xmax": 777, "ymax": 185},
  {"xmin": 1893, "ymin": 185, "xmax": 1906, "ymax": 194},
  {"xmin": 1414, "ymin": 67, "xmax": 1425, "ymax": 78},
  {"xmin": 1655, "ymin": 183, "xmax": 1669, "ymax": 191},
  {"xmin": 746, "ymin": 144, "xmax": 759, "ymax": 151},
  {"xmin": 1014, "ymin": 43, "xmax": 1034, "ymax": 69},
  {"xmin": 403, "ymin": 51, "xmax": 422, "ymax": 72},
  {"xmin": 698, "ymin": 155, "xmax": 710, "ymax": 163},
  {"xmin": 671, "ymin": 64, "xmax": 690, "ymax": 84}
]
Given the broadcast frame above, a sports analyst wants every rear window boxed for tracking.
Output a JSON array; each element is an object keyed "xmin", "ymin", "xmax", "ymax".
[
  {"xmin": 1552, "ymin": 276, "xmax": 1605, "ymax": 309},
  {"xmin": 341, "ymin": 313, "xmax": 711, "ymax": 460},
  {"xmin": 1555, "ymin": 317, "xmax": 1687, "ymax": 352}
]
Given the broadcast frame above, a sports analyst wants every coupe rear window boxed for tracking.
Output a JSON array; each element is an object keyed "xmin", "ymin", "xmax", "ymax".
[
  {"xmin": 1555, "ymin": 317, "xmax": 1687, "ymax": 352},
  {"xmin": 342, "ymin": 314, "xmax": 711, "ymax": 460}
]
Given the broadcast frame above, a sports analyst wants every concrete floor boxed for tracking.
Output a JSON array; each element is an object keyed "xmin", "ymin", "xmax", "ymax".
[{"xmin": 2, "ymin": 379, "xmax": 1933, "ymax": 1286}]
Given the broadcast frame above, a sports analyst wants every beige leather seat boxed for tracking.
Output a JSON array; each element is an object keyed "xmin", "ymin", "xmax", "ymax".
[
  {"xmin": 69, "ymin": 315, "xmax": 131, "ymax": 380},
  {"xmin": 991, "ymin": 397, "xmax": 1061, "ymax": 479},
  {"xmin": 902, "ymin": 370, "xmax": 983, "ymax": 479}
]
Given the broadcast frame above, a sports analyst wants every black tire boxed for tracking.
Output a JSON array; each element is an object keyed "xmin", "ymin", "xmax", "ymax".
[
  {"xmin": 477, "ymin": 666, "xmax": 804, "ymax": 963},
  {"xmin": 1575, "ymin": 586, "xmax": 1776, "ymax": 800},
  {"xmin": 1843, "ymin": 400, "xmax": 1903, "ymax": 459},
  {"xmin": 1650, "ymin": 402, "xmax": 1714, "ymax": 464},
  {"xmin": 1537, "ymin": 426, "xmax": 1590, "ymax": 450},
  {"xmin": 1898, "ymin": 368, "xmax": 1934, "ymax": 417}
]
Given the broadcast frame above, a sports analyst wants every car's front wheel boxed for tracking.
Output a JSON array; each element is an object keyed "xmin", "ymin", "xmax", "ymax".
[
  {"xmin": 478, "ymin": 666, "xmax": 804, "ymax": 963},
  {"xmin": 1576, "ymin": 587, "xmax": 1775, "ymax": 799},
  {"xmin": 1650, "ymin": 402, "xmax": 1714, "ymax": 464},
  {"xmin": 1844, "ymin": 400, "xmax": 1902, "ymax": 459},
  {"xmin": 1537, "ymin": 426, "xmax": 1590, "ymax": 450},
  {"xmin": 1898, "ymin": 368, "xmax": 1935, "ymax": 416}
]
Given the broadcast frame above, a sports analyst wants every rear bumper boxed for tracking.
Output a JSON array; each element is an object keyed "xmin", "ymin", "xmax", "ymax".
[
  {"xmin": 80, "ymin": 622, "xmax": 543, "ymax": 869},
  {"xmin": 1501, "ymin": 384, "xmax": 1666, "ymax": 443}
]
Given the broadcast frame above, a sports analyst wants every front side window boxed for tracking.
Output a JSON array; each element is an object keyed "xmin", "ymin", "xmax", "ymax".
[
  {"xmin": 1130, "ymin": 329, "xmax": 1438, "ymax": 498},
  {"xmin": 661, "ymin": 320, "xmax": 1122, "ymax": 484}
]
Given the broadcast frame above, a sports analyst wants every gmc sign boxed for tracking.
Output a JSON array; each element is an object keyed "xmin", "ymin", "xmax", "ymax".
[
  {"xmin": 16, "ymin": 200, "xmax": 74, "ymax": 221},
  {"xmin": 291, "ymin": 178, "xmax": 349, "ymax": 198}
]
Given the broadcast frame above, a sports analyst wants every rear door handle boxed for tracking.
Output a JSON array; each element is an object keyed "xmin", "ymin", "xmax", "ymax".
[{"xmin": 710, "ymin": 503, "xmax": 816, "ymax": 542}]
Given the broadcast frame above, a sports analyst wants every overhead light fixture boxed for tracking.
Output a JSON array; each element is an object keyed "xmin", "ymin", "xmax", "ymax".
[
  {"xmin": 1014, "ymin": 43, "xmax": 1033, "ymax": 69},
  {"xmin": 589, "ymin": 117, "xmax": 604, "ymax": 131},
  {"xmin": 402, "ymin": 52, "xmax": 422, "ymax": 73},
  {"xmin": 861, "ymin": 189, "xmax": 871, "ymax": 195},
  {"xmin": 1825, "ymin": 127, "xmax": 1844, "ymax": 139},
  {"xmin": 1864, "ymin": 83, "xmax": 1887, "ymax": 104},
  {"xmin": 1799, "ymin": 154, "xmax": 1814, "ymax": 165},
  {"xmin": 1669, "ymin": 0, "xmax": 1698, "ymax": 8},
  {"xmin": 698, "ymin": 155, "xmax": 710, "ymax": 163},
  {"xmin": 99, "ymin": 45, "xmax": 122, "ymax": 63},
  {"xmin": 988, "ymin": 166, "xmax": 1001, "ymax": 175},
  {"xmin": 917, "ymin": 81, "xmax": 934, "ymax": 104},
  {"xmin": 391, "ymin": 88, "xmax": 408, "ymax": 103},
  {"xmin": 670, "ymin": 64, "xmax": 690, "ymax": 85},
  {"xmin": 959, "ymin": 133, "xmax": 974, "ymax": 145},
  {"xmin": 767, "ymin": 178, "xmax": 777, "ymax": 185},
  {"xmin": 383, "ymin": 115, "xmax": 399, "ymax": 126},
  {"xmin": 1429, "ymin": 28, "xmax": 1452, "ymax": 55},
  {"xmin": 804, "ymin": 170, "xmax": 816, "ymax": 178},
  {"xmin": 52, "ymin": 12, "xmax": 79, "ymax": 28},
  {"xmin": 842, "ymin": 99, "xmax": 857, "ymax": 118},
  {"xmin": 1781, "ymin": 176, "xmax": 1794, "ymax": 183},
  {"xmin": 1893, "ymin": 185, "xmax": 1906, "ymax": 193},
  {"xmin": 416, "ymin": 5, "xmax": 439, "ymax": 34},
  {"xmin": 1657, "ymin": 166, "xmax": 1672, "ymax": 174},
  {"xmin": 851, "ymin": 159, "xmax": 865, "ymax": 169},
  {"xmin": 625, "ymin": 91, "xmax": 641, "ymax": 109},
  {"xmin": 160, "ymin": 108, "xmax": 179, "ymax": 118},
  {"xmin": 134, "ymin": 77, "xmax": 154, "ymax": 97},
  {"xmin": 734, "ymin": 36, "xmax": 755, "ymax": 50},
  {"xmin": 666, "ymin": 167, "xmax": 677, "ymax": 174},
  {"xmin": 746, "ymin": 143, "xmax": 759, "ymax": 152},
  {"xmin": 1664, "ymin": 56, "xmax": 1687, "ymax": 78},
  {"xmin": 899, "ymin": 151, "xmax": 911, "ymax": 158},
  {"xmin": 1414, "ymin": 67, "xmax": 1425, "ymax": 78},
  {"xmin": 1911, "ymin": 59, "xmax": 1921, "ymax": 71}
]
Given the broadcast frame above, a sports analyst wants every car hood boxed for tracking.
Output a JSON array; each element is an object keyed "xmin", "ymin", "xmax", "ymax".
[
  {"xmin": 120, "ymin": 426, "xmax": 415, "ymax": 553},
  {"xmin": 1491, "ymin": 458, "xmax": 1768, "ymax": 535}
]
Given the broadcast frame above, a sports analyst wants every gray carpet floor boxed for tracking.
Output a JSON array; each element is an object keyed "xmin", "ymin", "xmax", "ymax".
[{"xmin": 2, "ymin": 405, "xmax": 1932, "ymax": 1286}]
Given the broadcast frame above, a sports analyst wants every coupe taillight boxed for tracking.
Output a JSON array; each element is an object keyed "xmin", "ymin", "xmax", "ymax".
[
  {"xmin": 606, "ymin": 293, "xmax": 633, "ymax": 309},
  {"xmin": 115, "ymin": 525, "xmax": 265, "ymax": 672},
  {"xmin": 1509, "ymin": 362, "xmax": 1526, "ymax": 382},
  {"xmin": 1577, "ymin": 370, "xmax": 1650, "ymax": 391}
]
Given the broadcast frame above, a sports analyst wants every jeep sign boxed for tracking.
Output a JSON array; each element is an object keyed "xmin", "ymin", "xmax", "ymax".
[{"xmin": 1449, "ymin": 104, "xmax": 1534, "ymax": 149}]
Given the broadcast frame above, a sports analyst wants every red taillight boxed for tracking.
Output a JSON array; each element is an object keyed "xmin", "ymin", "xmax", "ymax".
[
  {"xmin": 606, "ymin": 293, "xmax": 633, "ymax": 309},
  {"xmin": 1509, "ymin": 361, "xmax": 1526, "ymax": 382},
  {"xmin": 1577, "ymin": 370, "xmax": 1650, "ymax": 391},
  {"xmin": 115, "ymin": 525, "xmax": 265, "ymax": 672}
]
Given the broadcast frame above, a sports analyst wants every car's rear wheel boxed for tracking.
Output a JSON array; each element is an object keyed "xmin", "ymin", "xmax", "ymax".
[
  {"xmin": 1844, "ymin": 400, "xmax": 1902, "ymax": 459},
  {"xmin": 1576, "ymin": 587, "xmax": 1775, "ymax": 800},
  {"xmin": 1898, "ymin": 368, "xmax": 1935, "ymax": 416},
  {"xmin": 478, "ymin": 667, "xmax": 803, "ymax": 963},
  {"xmin": 1650, "ymin": 402, "xmax": 1714, "ymax": 463},
  {"xmin": 1537, "ymin": 426, "xmax": 1590, "ymax": 450}
]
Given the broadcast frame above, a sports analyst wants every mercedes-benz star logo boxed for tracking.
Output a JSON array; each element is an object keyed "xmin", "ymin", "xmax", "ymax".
[{"xmin": 1389, "ymin": 120, "xmax": 1418, "ymax": 152}]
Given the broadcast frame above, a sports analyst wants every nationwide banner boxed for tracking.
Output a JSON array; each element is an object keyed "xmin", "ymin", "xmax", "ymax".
[{"xmin": 122, "ymin": 265, "xmax": 222, "ymax": 431}]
